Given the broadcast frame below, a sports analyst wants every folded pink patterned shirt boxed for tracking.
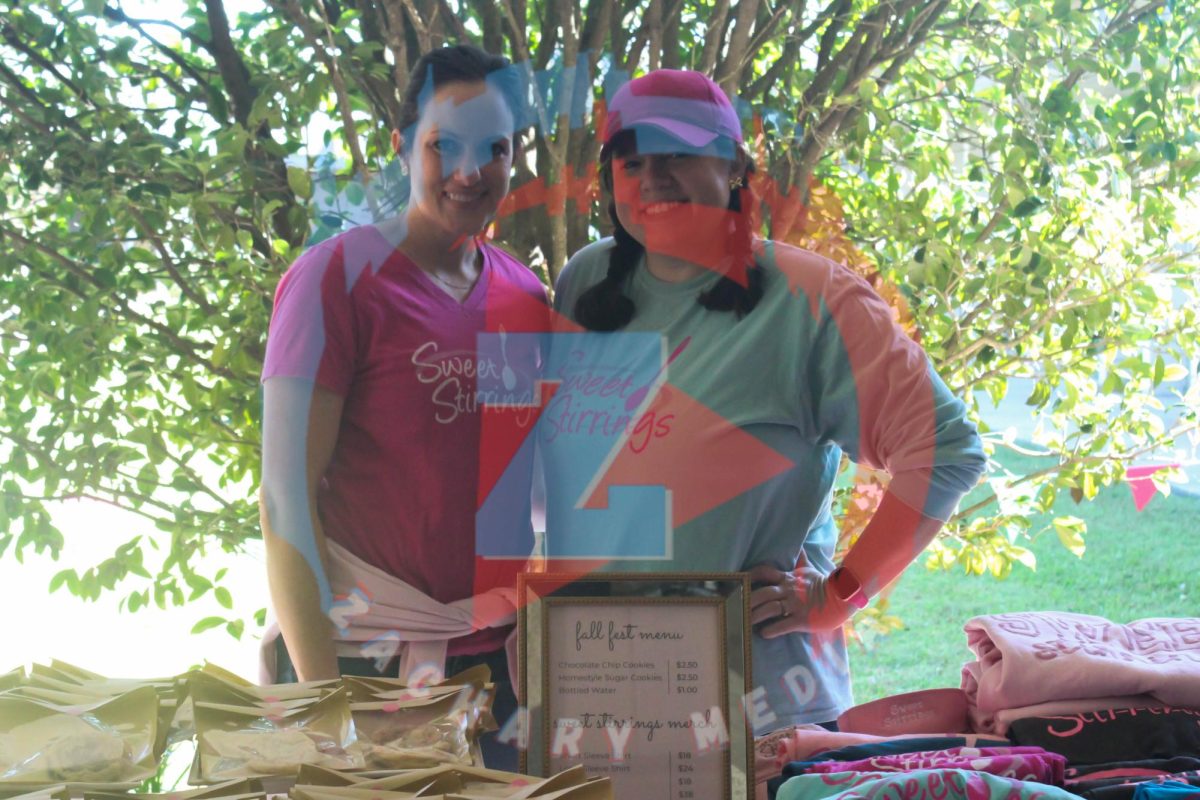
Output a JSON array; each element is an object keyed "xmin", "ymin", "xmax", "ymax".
[
  {"xmin": 805, "ymin": 745, "xmax": 1067, "ymax": 785},
  {"xmin": 962, "ymin": 612, "xmax": 1200, "ymax": 712}
]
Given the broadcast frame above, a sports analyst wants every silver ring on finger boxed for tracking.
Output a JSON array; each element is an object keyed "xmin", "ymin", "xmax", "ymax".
[{"xmin": 777, "ymin": 598, "xmax": 789, "ymax": 618}]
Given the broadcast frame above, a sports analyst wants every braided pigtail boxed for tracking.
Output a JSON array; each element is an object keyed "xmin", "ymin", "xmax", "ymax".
[
  {"xmin": 697, "ymin": 168, "xmax": 765, "ymax": 318},
  {"xmin": 573, "ymin": 202, "xmax": 641, "ymax": 331},
  {"xmin": 576, "ymin": 133, "xmax": 764, "ymax": 327},
  {"xmin": 697, "ymin": 262, "xmax": 765, "ymax": 317}
]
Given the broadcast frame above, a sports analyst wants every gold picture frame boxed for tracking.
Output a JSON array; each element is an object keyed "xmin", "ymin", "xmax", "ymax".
[{"xmin": 519, "ymin": 573, "xmax": 754, "ymax": 800}]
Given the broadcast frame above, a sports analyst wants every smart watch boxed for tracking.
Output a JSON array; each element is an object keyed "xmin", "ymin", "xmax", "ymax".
[{"xmin": 829, "ymin": 566, "xmax": 869, "ymax": 609}]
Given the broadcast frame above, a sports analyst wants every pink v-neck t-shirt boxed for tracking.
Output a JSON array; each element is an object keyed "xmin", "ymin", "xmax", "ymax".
[{"xmin": 263, "ymin": 225, "xmax": 548, "ymax": 655}]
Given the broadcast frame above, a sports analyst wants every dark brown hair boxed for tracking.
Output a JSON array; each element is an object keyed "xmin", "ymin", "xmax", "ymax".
[{"xmin": 574, "ymin": 130, "xmax": 764, "ymax": 331}]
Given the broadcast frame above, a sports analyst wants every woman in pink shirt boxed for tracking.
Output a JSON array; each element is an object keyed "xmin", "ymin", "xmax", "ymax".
[{"xmin": 259, "ymin": 45, "xmax": 546, "ymax": 769}]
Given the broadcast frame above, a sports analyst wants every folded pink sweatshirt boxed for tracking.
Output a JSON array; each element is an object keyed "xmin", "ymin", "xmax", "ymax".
[{"xmin": 961, "ymin": 612, "xmax": 1200, "ymax": 712}]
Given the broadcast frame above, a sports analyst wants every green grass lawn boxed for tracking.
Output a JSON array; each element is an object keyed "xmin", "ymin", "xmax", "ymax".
[{"xmin": 848, "ymin": 450, "xmax": 1199, "ymax": 704}]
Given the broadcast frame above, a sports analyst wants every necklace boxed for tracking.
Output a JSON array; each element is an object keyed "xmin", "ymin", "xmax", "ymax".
[{"xmin": 426, "ymin": 270, "xmax": 475, "ymax": 291}]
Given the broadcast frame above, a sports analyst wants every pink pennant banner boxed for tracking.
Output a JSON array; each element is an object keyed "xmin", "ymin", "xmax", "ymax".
[{"xmin": 1124, "ymin": 463, "xmax": 1179, "ymax": 512}]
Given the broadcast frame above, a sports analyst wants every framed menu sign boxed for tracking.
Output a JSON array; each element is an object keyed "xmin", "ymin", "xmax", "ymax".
[{"xmin": 519, "ymin": 573, "xmax": 753, "ymax": 800}]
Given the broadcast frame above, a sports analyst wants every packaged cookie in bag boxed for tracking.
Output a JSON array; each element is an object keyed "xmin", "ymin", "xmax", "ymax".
[
  {"xmin": 23, "ymin": 669, "xmax": 182, "ymax": 760},
  {"xmin": 350, "ymin": 687, "xmax": 490, "ymax": 770},
  {"xmin": 0, "ymin": 685, "xmax": 158, "ymax": 787},
  {"xmin": 161, "ymin": 661, "xmax": 303, "ymax": 755},
  {"xmin": 347, "ymin": 668, "xmax": 495, "ymax": 770},
  {"xmin": 194, "ymin": 686, "xmax": 362, "ymax": 782}
]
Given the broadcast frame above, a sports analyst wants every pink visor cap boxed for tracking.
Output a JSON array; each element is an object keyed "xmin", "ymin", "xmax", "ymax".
[{"xmin": 603, "ymin": 69, "xmax": 743, "ymax": 152}]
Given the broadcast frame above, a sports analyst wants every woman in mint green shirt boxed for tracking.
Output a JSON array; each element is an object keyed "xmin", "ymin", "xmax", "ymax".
[{"xmin": 540, "ymin": 69, "xmax": 986, "ymax": 731}]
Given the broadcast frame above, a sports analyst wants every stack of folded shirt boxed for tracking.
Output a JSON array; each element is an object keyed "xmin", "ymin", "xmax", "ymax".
[
  {"xmin": 775, "ymin": 768, "xmax": 1081, "ymax": 800},
  {"xmin": 753, "ymin": 726, "xmax": 1013, "ymax": 795},
  {"xmin": 757, "ymin": 611, "xmax": 1200, "ymax": 799},
  {"xmin": 960, "ymin": 611, "xmax": 1200, "ymax": 798},
  {"xmin": 961, "ymin": 612, "xmax": 1200, "ymax": 739},
  {"xmin": 768, "ymin": 741, "xmax": 1073, "ymax": 800},
  {"xmin": 1063, "ymin": 756, "xmax": 1200, "ymax": 799}
]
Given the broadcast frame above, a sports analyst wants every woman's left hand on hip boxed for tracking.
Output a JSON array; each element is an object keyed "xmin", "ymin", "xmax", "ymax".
[{"xmin": 747, "ymin": 559, "xmax": 854, "ymax": 638}]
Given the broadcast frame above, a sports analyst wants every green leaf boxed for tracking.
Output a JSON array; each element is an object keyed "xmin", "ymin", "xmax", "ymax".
[
  {"xmin": 1036, "ymin": 483, "xmax": 1057, "ymax": 513},
  {"xmin": 286, "ymin": 166, "xmax": 312, "ymax": 200},
  {"xmin": 1081, "ymin": 471, "xmax": 1097, "ymax": 500},
  {"xmin": 1163, "ymin": 363, "xmax": 1188, "ymax": 382},
  {"xmin": 186, "ymin": 574, "xmax": 212, "ymax": 601},
  {"xmin": 1024, "ymin": 381, "xmax": 1050, "ymax": 408},
  {"xmin": 136, "ymin": 463, "xmax": 159, "ymax": 495},
  {"xmin": 1011, "ymin": 197, "xmax": 1045, "ymax": 217},
  {"xmin": 226, "ymin": 619, "xmax": 245, "ymax": 640},
  {"xmin": 49, "ymin": 569, "xmax": 75, "ymax": 594},
  {"xmin": 1010, "ymin": 546, "xmax": 1037, "ymax": 571},
  {"xmin": 1053, "ymin": 516, "xmax": 1086, "ymax": 557},
  {"xmin": 215, "ymin": 586, "xmax": 233, "ymax": 609},
  {"xmin": 191, "ymin": 616, "xmax": 226, "ymax": 634}
]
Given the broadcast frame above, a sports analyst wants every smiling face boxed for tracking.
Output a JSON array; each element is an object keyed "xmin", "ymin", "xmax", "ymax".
[
  {"xmin": 608, "ymin": 130, "xmax": 748, "ymax": 272},
  {"xmin": 612, "ymin": 149, "xmax": 736, "ymax": 237},
  {"xmin": 402, "ymin": 80, "xmax": 515, "ymax": 244}
]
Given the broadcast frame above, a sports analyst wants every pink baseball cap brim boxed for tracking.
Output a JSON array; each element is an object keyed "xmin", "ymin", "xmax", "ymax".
[{"xmin": 603, "ymin": 70, "xmax": 743, "ymax": 152}]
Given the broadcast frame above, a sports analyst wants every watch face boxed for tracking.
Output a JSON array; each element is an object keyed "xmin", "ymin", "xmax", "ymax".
[
  {"xmin": 832, "ymin": 567, "xmax": 866, "ymax": 607},
  {"xmin": 832, "ymin": 568, "xmax": 857, "ymax": 598}
]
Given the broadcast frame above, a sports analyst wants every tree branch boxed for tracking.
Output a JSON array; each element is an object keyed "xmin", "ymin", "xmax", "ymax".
[
  {"xmin": 647, "ymin": 0, "xmax": 664, "ymax": 71},
  {"xmin": 0, "ymin": 225, "xmax": 239, "ymax": 381},
  {"xmin": 399, "ymin": 0, "xmax": 432, "ymax": 52},
  {"xmin": 739, "ymin": 1, "xmax": 796, "ymax": 79},
  {"xmin": 0, "ymin": 24, "xmax": 96, "ymax": 109},
  {"xmin": 496, "ymin": 0, "xmax": 531, "ymax": 63},
  {"xmin": 102, "ymin": 6, "xmax": 219, "ymax": 110},
  {"xmin": 951, "ymin": 419, "xmax": 1198, "ymax": 522},
  {"xmin": 277, "ymin": 0, "xmax": 372, "ymax": 184},
  {"xmin": 746, "ymin": 20, "xmax": 802, "ymax": 98},
  {"xmin": 578, "ymin": 0, "xmax": 612, "ymax": 57},
  {"xmin": 815, "ymin": 0, "xmax": 855, "ymax": 71},
  {"xmin": 0, "ymin": 61, "xmax": 80, "ymax": 133},
  {"xmin": 716, "ymin": 0, "xmax": 762, "ymax": 92},
  {"xmin": 102, "ymin": 5, "xmax": 210, "ymax": 49},
  {"xmin": 2, "ymin": 487, "xmax": 171, "ymax": 526},
  {"xmin": 201, "ymin": 0, "xmax": 258, "ymax": 128},
  {"xmin": 466, "ymin": 0, "xmax": 504, "ymax": 58},
  {"xmin": 0, "ymin": 89, "xmax": 54, "ymax": 136},
  {"xmin": 435, "ymin": 0, "xmax": 474, "ymax": 44},
  {"xmin": 126, "ymin": 208, "xmax": 219, "ymax": 317}
]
